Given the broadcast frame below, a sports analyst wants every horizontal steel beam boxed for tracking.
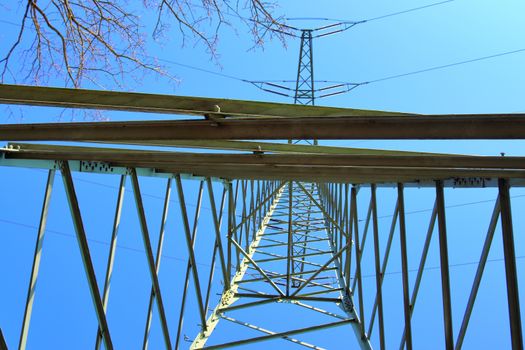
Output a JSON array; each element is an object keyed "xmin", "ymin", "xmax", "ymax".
[
  {"xmin": 0, "ymin": 84, "xmax": 403, "ymax": 118},
  {"xmin": 2, "ymin": 154, "xmax": 523, "ymax": 187},
  {"xmin": 7, "ymin": 143, "xmax": 523, "ymax": 168},
  {"xmin": 3, "ymin": 144, "xmax": 525, "ymax": 184},
  {"xmin": 103, "ymin": 140, "xmax": 440, "ymax": 156},
  {"xmin": 2, "ymin": 115, "xmax": 525, "ymax": 141}
]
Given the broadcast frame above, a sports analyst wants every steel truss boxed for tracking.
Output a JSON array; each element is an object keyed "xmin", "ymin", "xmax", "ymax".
[
  {"xmin": 191, "ymin": 181, "xmax": 368, "ymax": 349},
  {"xmin": 294, "ymin": 30, "xmax": 315, "ymax": 106},
  {"xmin": 0, "ymin": 84, "xmax": 524, "ymax": 349}
]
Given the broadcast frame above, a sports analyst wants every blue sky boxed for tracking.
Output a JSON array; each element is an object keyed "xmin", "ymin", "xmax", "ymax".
[{"xmin": 1, "ymin": 0, "xmax": 525, "ymax": 349}]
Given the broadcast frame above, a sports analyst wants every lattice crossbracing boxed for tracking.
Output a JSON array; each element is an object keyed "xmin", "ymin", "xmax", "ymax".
[
  {"xmin": 1, "ymin": 84, "xmax": 524, "ymax": 349},
  {"xmin": 294, "ymin": 30, "xmax": 315, "ymax": 106},
  {"xmin": 191, "ymin": 182, "xmax": 367, "ymax": 349}
]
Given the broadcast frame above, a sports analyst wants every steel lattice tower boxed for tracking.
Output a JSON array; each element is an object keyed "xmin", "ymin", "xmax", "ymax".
[
  {"xmin": 250, "ymin": 21, "xmax": 361, "ymax": 107},
  {"xmin": 0, "ymin": 84, "xmax": 524, "ymax": 349},
  {"xmin": 294, "ymin": 30, "xmax": 315, "ymax": 106},
  {"xmin": 289, "ymin": 29, "xmax": 319, "ymax": 286}
]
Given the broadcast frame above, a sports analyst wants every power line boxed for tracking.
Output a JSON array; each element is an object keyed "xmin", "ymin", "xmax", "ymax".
[
  {"xmin": 364, "ymin": 0, "xmax": 455, "ymax": 23},
  {"xmin": 0, "ymin": 217, "xmax": 210, "ymax": 267},
  {"xmin": 157, "ymin": 57, "xmax": 248, "ymax": 83},
  {"xmin": 374, "ymin": 194, "xmax": 525, "ymax": 221},
  {"xmin": 188, "ymin": 1, "xmax": 455, "ymax": 34},
  {"xmin": 284, "ymin": 0, "xmax": 455, "ymax": 26},
  {"xmin": 154, "ymin": 58, "xmax": 362, "ymax": 101},
  {"xmin": 3, "ymin": 215, "xmax": 523, "ymax": 281},
  {"xmin": 1, "ymin": 34, "xmax": 523, "ymax": 102},
  {"xmin": 29, "ymin": 168, "xmax": 244, "ymax": 217},
  {"xmin": 1, "ymin": 41, "xmax": 522, "ymax": 101},
  {"xmin": 148, "ymin": 46, "xmax": 525, "ymax": 96},
  {"xmin": 363, "ymin": 47, "xmax": 525, "ymax": 84},
  {"xmin": 2, "ymin": 3, "xmax": 524, "ymax": 100},
  {"xmin": 250, "ymin": 46, "xmax": 525, "ymax": 98},
  {"xmin": 0, "ymin": 0, "xmax": 459, "ymax": 86},
  {"xmin": 360, "ymin": 255, "xmax": 525, "ymax": 280}
]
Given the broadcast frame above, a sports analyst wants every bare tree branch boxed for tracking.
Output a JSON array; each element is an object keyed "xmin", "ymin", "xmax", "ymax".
[{"xmin": 0, "ymin": 0, "xmax": 288, "ymax": 87}]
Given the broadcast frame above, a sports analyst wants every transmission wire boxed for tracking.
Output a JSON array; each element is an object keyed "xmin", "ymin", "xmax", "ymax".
[
  {"xmin": 363, "ymin": 47, "xmax": 525, "ymax": 84},
  {"xmin": 2, "ymin": 3, "xmax": 524, "ymax": 99},
  {"xmin": 284, "ymin": 0, "xmax": 455, "ymax": 25},
  {"xmin": 364, "ymin": 0, "xmax": 455, "ymax": 23}
]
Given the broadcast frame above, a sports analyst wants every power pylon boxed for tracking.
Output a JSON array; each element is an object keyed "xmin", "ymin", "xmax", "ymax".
[
  {"xmin": 294, "ymin": 30, "xmax": 315, "ymax": 106},
  {"xmin": 288, "ymin": 28, "xmax": 322, "ymax": 289},
  {"xmin": 250, "ymin": 21, "xmax": 361, "ymax": 106},
  {"xmin": 0, "ymin": 84, "xmax": 524, "ymax": 349}
]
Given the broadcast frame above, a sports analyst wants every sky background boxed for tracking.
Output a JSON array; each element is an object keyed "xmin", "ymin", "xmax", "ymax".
[{"xmin": 0, "ymin": 0, "xmax": 525, "ymax": 349}]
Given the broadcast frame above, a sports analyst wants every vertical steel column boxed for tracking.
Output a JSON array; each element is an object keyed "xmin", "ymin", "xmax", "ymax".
[
  {"xmin": 233, "ymin": 180, "xmax": 241, "ymax": 271},
  {"xmin": 242, "ymin": 181, "xmax": 249, "ymax": 246},
  {"xmin": 498, "ymin": 178, "xmax": 523, "ymax": 350},
  {"xmin": 352, "ymin": 199, "xmax": 373, "ymax": 294},
  {"xmin": 368, "ymin": 201, "xmax": 399, "ymax": 338},
  {"xmin": 203, "ymin": 188, "xmax": 227, "ymax": 315},
  {"xmin": 60, "ymin": 161, "xmax": 113, "ymax": 350},
  {"xmin": 250, "ymin": 180, "xmax": 256, "ymax": 243},
  {"xmin": 352, "ymin": 187, "xmax": 366, "ymax": 339},
  {"xmin": 142, "ymin": 178, "xmax": 173, "ymax": 350},
  {"xmin": 227, "ymin": 181, "xmax": 234, "ymax": 283},
  {"xmin": 198, "ymin": 187, "xmax": 228, "ymax": 349},
  {"xmin": 338, "ymin": 183, "xmax": 344, "ymax": 254},
  {"xmin": 371, "ymin": 184, "xmax": 386, "ymax": 349},
  {"xmin": 287, "ymin": 181, "xmax": 293, "ymax": 294},
  {"xmin": 95, "ymin": 174, "xmax": 126, "ymax": 350},
  {"xmin": 344, "ymin": 184, "xmax": 352, "ymax": 291},
  {"xmin": 256, "ymin": 181, "xmax": 262, "ymax": 229},
  {"xmin": 343, "ymin": 183, "xmax": 350, "ymax": 285},
  {"xmin": 206, "ymin": 178, "xmax": 229, "ymax": 288},
  {"xmin": 174, "ymin": 181, "xmax": 204, "ymax": 350},
  {"xmin": 435, "ymin": 180, "xmax": 454, "ymax": 350},
  {"xmin": 397, "ymin": 184, "xmax": 412, "ymax": 350},
  {"xmin": 399, "ymin": 201, "xmax": 437, "ymax": 350},
  {"xmin": 175, "ymin": 174, "xmax": 207, "ymax": 332},
  {"xmin": 130, "ymin": 169, "xmax": 172, "ymax": 349},
  {"xmin": 18, "ymin": 169, "xmax": 55, "ymax": 350}
]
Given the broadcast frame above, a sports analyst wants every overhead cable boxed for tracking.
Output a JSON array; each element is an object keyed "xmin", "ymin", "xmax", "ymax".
[
  {"xmin": 248, "ymin": 47, "xmax": 525, "ymax": 98},
  {"xmin": 284, "ymin": 0, "xmax": 456, "ymax": 26},
  {"xmin": 363, "ymin": 47, "xmax": 525, "ymax": 84}
]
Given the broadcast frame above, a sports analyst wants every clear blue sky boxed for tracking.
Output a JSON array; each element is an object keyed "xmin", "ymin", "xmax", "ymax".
[{"xmin": 0, "ymin": 0, "xmax": 524, "ymax": 349}]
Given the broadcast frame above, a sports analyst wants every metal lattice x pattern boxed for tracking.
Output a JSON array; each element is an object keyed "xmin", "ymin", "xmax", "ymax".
[{"xmin": 0, "ymin": 84, "xmax": 523, "ymax": 349}]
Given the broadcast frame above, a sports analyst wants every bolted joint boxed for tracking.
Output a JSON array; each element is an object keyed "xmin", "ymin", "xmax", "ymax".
[
  {"xmin": 341, "ymin": 295, "xmax": 354, "ymax": 311},
  {"xmin": 220, "ymin": 289, "xmax": 235, "ymax": 306}
]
